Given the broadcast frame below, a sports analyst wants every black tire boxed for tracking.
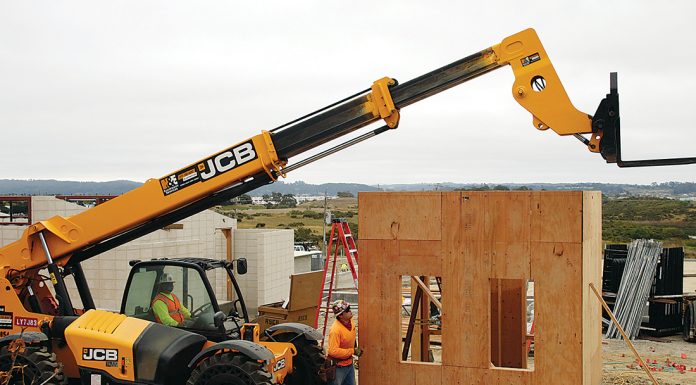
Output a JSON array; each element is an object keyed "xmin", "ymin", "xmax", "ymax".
[
  {"xmin": 271, "ymin": 333, "xmax": 327, "ymax": 385},
  {"xmin": 0, "ymin": 344, "xmax": 67, "ymax": 385},
  {"xmin": 187, "ymin": 353, "xmax": 272, "ymax": 385}
]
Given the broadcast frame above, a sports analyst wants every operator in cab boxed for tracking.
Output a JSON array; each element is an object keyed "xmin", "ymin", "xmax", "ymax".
[{"xmin": 151, "ymin": 273, "xmax": 191, "ymax": 326}]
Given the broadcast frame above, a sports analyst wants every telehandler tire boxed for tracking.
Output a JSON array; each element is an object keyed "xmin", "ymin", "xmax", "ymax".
[
  {"xmin": 187, "ymin": 353, "xmax": 272, "ymax": 385},
  {"xmin": 272, "ymin": 333, "xmax": 327, "ymax": 385},
  {"xmin": 0, "ymin": 344, "xmax": 67, "ymax": 385}
]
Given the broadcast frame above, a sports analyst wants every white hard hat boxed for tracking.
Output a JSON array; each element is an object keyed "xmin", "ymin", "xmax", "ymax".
[{"xmin": 159, "ymin": 273, "xmax": 176, "ymax": 284}]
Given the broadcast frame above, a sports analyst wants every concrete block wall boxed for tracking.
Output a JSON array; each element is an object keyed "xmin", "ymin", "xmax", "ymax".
[
  {"xmin": 0, "ymin": 196, "xmax": 236, "ymax": 311},
  {"xmin": 233, "ymin": 229, "xmax": 293, "ymax": 318}
]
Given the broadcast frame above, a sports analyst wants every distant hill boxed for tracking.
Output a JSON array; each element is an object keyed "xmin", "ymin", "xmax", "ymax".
[
  {"xmin": 0, "ymin": 180, "xmax": 142, "ymax": 195},
  {"xmin": 252, "ymin": 181, "xmax": 380, "ymax": 196},
  {"xmin": 1, "ymin": 179, "xmax": 695, "ymax": 198}
]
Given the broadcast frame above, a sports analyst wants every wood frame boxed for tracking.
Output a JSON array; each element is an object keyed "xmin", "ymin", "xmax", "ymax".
[{"xmin": 358, "ymin": 191, "xmax": 602, "ymax": 385}]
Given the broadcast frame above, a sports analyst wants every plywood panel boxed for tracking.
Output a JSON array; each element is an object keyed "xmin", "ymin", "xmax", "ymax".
[
  {"xmin": 582, "ymin": 191, "xmax": 603, "ymax": 385},
  {"xmin": 393, "ymin": 241, "xmax": 442, "ymax": 277},
  {"xmin": 486, "ymin": 192, "xmax": 531, "ymax": 242},
  {"xmin": 413, "ymin": 363, "xmax": 443, "ymax": 385},
  {"xmin": 359, "ymin": 192, "xmax": 442, "ymax": 240},
  {"xmin": 531, "ymin": 241, "xmax": 583, "ymax": 385},
  {"xmin": 358, "ymin": 239, "xmax": 395, "ymax": 385},
  {"xmin": 358, "ymin": 191, "xmax": 600, "ymax": 385},
  {"xmin": 443, "ymin": 366, "xmax": 492, "ymax": 385},
  {"xmin": 441, "ymin": 192, "xmax": 489, "ymax": 368},
  {"xmin": 491, "ymin": 242, "xmax": 531, "ymax": 279},
  {"xmin": 494, "ymin": 368, "xmax": 532, "ymax": 385},
  {"xmin": 531, "ymin": 191, "xmax": 582, "ymax": 243},
  {"xmin": 488, "ymin": 193, "xmax": 530, "ymax": 279}
]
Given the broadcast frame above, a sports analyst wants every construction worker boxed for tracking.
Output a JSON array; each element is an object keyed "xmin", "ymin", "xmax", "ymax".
[
  {"xmin": 151, "ymin": 273, "xmax": 191, "ymax": 327},
  {"xmin": 327, "ymin": 299, "xmax": 360, "ymax": 385}
]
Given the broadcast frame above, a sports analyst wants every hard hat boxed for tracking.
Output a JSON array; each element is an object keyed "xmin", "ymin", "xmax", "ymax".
[
  {"xmin": 159, "ymin": 273, "xmax": 176, "ymax": 284},
  {"xmin": 331, "ymin": 300, "xmax": 351, "ymax": 316}
]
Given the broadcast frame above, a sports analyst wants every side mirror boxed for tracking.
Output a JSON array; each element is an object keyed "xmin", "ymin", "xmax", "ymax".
[
  {"xmin": 213, "ymin": 311, "xmax": 226, "ymax": 328},
  {"xmin": 236, "ymin": 258, "xmax": 248, "ymax": 275}
]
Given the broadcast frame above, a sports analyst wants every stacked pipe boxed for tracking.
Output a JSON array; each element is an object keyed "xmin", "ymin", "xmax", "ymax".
[{"xmin": 606, "ymin": 239, "xmax": 662, "ymax": 340}]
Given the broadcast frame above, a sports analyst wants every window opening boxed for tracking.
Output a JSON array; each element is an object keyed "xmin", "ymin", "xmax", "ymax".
[
  {"xmin": 490, "ymin": 278, "xmax": 535, "ymax": 370},
  {"xmin": 401, "ymin": 275, "xmax": 443, "ymax": 364}
]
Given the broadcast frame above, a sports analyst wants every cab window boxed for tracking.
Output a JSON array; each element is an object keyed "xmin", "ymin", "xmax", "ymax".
[{"xmin": 123, "ymin": 265, "xmax": 217, "ymax": 331}]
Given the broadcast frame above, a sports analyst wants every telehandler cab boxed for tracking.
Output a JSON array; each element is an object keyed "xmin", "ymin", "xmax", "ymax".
[{"xmin": 0, "ymin": 28, "xmax": 694, "ymax": 385}]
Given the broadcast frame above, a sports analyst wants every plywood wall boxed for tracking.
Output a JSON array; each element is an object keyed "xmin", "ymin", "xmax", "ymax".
[{"xmin": 357, "ymin": 191, "xmax": 602, "ymax": 385}]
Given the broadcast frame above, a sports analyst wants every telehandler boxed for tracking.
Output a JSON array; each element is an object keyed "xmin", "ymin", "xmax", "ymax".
[{"xmin": 0, "ymin": 28, "xmax": 694, "ymax": 385}]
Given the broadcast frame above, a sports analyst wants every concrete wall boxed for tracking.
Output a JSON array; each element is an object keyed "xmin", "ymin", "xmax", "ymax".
[
  {"xmin": 233, "ymin": 229, "xmax": 293, "ymax": 319},
  {"xmin": 1, "ymin": 197, "xmax": 299, "ymax": 320},
  {"xmin": 0, "ymin": 196, "xmax": 236, "ymax": 311}
]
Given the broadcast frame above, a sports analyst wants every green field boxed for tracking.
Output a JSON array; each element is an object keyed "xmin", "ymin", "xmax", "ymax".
[
  {"xmin": 215, "ymin": 197, "xmax": 358, "ymax": 245},
  {"xmin": 214, "ymin": 196, "xmax": 696, "ymax": 258}
]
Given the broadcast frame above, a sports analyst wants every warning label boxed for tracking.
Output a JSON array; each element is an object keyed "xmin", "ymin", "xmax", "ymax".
[
  {"xmin": 160, "ymin": 165, "xmax": 201, "ymax": 196},
  {"xmin": 521, "ymin": 52, "xmax": 541, "ymax": 67},
  {"xmin": 0, "ymin": 311, "xmax": 13, "ymax": 330}
]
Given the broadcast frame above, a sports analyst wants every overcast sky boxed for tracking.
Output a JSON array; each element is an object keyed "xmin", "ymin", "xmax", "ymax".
[{"xmin": 1, "ymin": 1, "xmax": 694, "ymax": 186}]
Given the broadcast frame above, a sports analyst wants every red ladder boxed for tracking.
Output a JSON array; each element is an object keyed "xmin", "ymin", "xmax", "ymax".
[{"xmin": 315, "ymin": 219, "xmax": 359, "ymax": 347}]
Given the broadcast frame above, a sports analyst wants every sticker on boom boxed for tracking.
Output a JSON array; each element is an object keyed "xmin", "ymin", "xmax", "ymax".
[
  {"xmin": 160, "ymin": 141, "xmax": 258, "ymax": 196},
  {"xmin": 521, "ymin": 52, "xmax": 541, "ymax": 67},
  {"xmin": 83, "ymin": 348, "xmax": 118, "ymax": 361},
  {"xmin": 273, "ymin": 358, "xmax": 286, "ymax": 372},
  {"xmin": 0, "ymin": 311, "xmax": 12, "ymax": 330}
]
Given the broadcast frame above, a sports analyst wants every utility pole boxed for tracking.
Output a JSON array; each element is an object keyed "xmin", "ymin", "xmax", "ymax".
[{"xmin": 322, "ymin": 191, "xmax": 328, "ymax": 252}]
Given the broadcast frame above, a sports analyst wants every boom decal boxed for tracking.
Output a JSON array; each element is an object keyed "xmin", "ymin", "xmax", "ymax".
[{"xmin": 160, "ymin": 140, "xmax": 258, "ymax": 196}]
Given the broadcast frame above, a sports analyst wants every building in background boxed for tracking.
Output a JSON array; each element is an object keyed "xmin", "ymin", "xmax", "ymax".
[{"xmin": 0, "ymin": 196, "xmax": 297, "ymax": 317}]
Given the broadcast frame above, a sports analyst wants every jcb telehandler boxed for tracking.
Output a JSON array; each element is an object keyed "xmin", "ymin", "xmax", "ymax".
[{"xmin": 0, "ymin": 28, "xmax": 694, "ymax": 385}]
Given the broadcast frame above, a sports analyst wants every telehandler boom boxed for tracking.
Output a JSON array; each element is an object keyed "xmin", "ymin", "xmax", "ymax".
[{"xmin": 0, "ymin": 28, "xmax": 693, "ymax": 385}]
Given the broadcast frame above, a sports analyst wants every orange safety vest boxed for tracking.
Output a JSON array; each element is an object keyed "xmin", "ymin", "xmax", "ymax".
[
  {"xmin": 327, "ymin": 319, "xmax": 356, "ymax": 367},
  {"xmin": 152, "ymin": 292, "xmax": 185, "ymax": 325}
]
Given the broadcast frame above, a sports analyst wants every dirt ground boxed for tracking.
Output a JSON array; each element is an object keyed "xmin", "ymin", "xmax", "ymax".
[{"xmin": 603, "ymin": 336, "xmax": 696, "ymax": 385}]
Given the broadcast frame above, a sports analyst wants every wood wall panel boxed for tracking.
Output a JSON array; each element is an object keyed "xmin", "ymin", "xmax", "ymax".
[
  {"xmin": 358, "ymin": 192, "xmax": 442, "ymax": 240},
  {"xmin": 441, "ymin": 193, "xmax": 490, "ymax": 368},
  {"xmin": 358, "ymin": 191, "xmax": 601, "ymax": 385},
  {"xmin": 582, "ymin": 192, "xmax": 603, "ymax": 385},
  {"xmin": 530, "ymin": 241, "xmax": 583, "ymax": 385},
  {"xmin": 491, "ymin": 242, "xmax": 531, "ymax": 279},
  {"xmin": 531, "ymin": 191, "xmax": 582, "ymax": 243},
  {"xmin": 358, "ymin": 239, "xmax": 396, "ymax": 385},
  {"xmin": 443, "ymin": 367, "xmax": 492, "ymax": 385}
]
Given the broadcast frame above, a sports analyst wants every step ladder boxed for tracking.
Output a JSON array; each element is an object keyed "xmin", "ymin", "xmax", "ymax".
[{"xmin": 315, "ymin": 219, "xmax": 359, "ymax": 347}]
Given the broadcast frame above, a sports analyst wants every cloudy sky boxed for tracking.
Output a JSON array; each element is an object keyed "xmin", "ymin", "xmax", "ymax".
[{"xmin": 1, "ymin": 1, "xmax": 694, "ymax": 185}]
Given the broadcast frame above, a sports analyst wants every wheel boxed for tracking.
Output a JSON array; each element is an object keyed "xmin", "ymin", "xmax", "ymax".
[
  {"xmin": 0, "ymin": 343, "xmax": 67, "ymax": 385},
  {"xmin": 271, "ymin": 333, "xmax": 327, "ymax": 385},
  {"xmin": 187, "ymin": 353, "xmax": 272, "ymax": 385}
]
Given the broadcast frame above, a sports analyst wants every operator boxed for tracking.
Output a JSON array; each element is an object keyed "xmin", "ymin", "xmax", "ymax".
[
  {"xmin": 151, "ymin": 273, "xmax": 191, "ymax": 327},
  {"xmin": 327, "ymin": 300, "xmax": 361, "ymax": 385}
]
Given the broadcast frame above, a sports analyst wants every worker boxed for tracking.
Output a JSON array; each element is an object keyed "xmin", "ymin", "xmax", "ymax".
[
  {"xmin": 327, "ymin": 299, "xmax": 360, "ymax": 385},
  {"xmin": 151, "ymin": 273, "xmax": 191, "ymax": 327}
]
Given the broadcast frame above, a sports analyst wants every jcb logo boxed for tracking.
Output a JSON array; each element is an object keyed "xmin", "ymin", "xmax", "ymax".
[
  {"xmin": 83, "ymin": 348, "xmax": 118, "ymax": 361},
  {"xmin": 273, "ymin": 358, "xmax": 286, "ymax": 372},
  {"xmin": 199, "ymin": 142, "xmax": 257, "ymax": 181}
]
